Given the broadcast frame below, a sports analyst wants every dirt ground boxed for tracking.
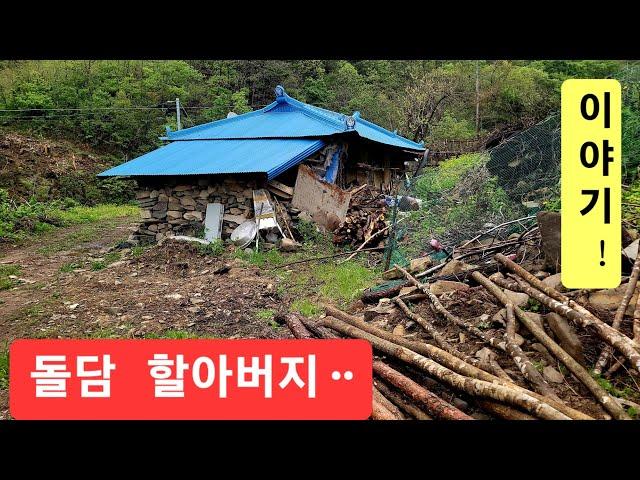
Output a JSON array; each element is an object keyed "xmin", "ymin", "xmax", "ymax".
[{"xmin": 0, "ymin": 216, "xmax": 295, "ymax": 418}]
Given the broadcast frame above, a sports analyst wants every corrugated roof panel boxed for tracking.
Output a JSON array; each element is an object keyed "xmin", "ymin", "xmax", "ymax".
[
  {"xmin": 98, "ymin": 138, "xmax": 325, "ymax": 180},
  {"xmin": 164, "ymin": 86, "xmax": 425, "ymax": 152}
]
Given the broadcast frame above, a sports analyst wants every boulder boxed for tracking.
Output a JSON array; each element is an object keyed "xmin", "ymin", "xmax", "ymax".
[
  {"xmin": 537, "ymin": 211, "xmax": 561, "ymax": 271},
  {"xmin": 588, "ymin": 282, "xmax": 640, "ymax": 316},
  {"xmin": 430, "ymin": 280, "xmax": 469, "ymax": 296},
  {"xmin": 541, "ymin": 273, "xmax": 567, "ymax": 293},
  {"xmin": 409, "ymin": 256, "xmax": 432, "ymax": 274},
  {"xmin": 542, "ymin": 366, "xmax": 564, "ymax": 383},
  {"xmin": 503, "ymin": 290, "xmax": 529, "ymax": 308},
  {"xmin": 545, "ymin": 312, "xmax": 586, "ymax": 365},
  {"xmin": 440, "ymin": 259, "xmax": 474, "ymax": 277}
]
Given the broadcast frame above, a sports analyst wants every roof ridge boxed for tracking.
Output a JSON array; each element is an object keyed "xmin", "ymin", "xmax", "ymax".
[
  {"xmin": 264, "ymin": 87, "xmax": 347, "ymax": 131},
  {"xmin": 166, "ymin": 102, "xmax": 274, "ymax": 140}
]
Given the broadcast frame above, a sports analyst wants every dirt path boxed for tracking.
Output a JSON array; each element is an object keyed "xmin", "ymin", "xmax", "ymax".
[{"xmin": 0, "ymin": 216, "xmax": 139, "ymax": 328}]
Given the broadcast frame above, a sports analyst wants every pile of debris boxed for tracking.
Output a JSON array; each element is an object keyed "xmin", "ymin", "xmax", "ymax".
[{"xmin": 282, "ymin": 211, "xmax": 640, "ymax": 420}]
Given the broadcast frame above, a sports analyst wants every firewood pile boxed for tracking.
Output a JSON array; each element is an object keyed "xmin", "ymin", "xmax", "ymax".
[
  {"xmin": 333, "ymin": 185, "xmax": 389, "ymax": 247},
  {"xmin": 283, "ymin": 213, "xmax": 640, "ymax": 420}
]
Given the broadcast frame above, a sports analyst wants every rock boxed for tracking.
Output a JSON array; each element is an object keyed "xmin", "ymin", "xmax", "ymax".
[
  {"xmin": 68, "ymin": 303, "xmax": 79, "ymax": 310},
  {"xmin": 174, "ymin": 185, "xmax": 191, "ymax": 192},
  {"xmin": 187, "ymin": 306, "xmax": 201, "ymax": 314},
  {"xmin": 623, "ymin": 239, "xmax": 638, "ymax": 261},
  {"xmin": 530, "ymin": 343, "xmax": 556, "ymax": 364},
  {"xmin": 429, "ymin": 280, "xmax": 469, "ymax": 296},
  {"xmin": 382, "ymin": 267, "xmax": 403, "ymax": 280},
  {"xmin": 588, "ymin": 282, "xmax": 640, "ymax": 316},
  {"xmin": 440, "ymin": 259, "xmax": 474, "ymax": 277},
  {"xmin": 140, "ymin": 209, "xmax": 152, "ymax": 219},
  {"xmin": 409, "ymin": 256, "xmax": 432, "ymax": 274},
  {"xmin": 542, "ymin": 366, "xmax": 564, "ymax": 383},
  {"xmin": 492, "ymin": 308, "xmax": 507, "ymax": 327},
  {"xmin": 545, "ymin": 312, "xmax": 586, "ymax": 365},
  {"xmin": 459, "ymin": 332, "xmax": 467, "ymax": 343},
  {"xmin": 229, "ymin": 207, "xmax": 243, "ymax": 215},
  {"xmin": 399, "ymin": 286, "xmax": 418, "ymax": 296},
  {"xmin": 541, "ymin": 273, "xmax": 567, "ymax": 293},
  {"xmin": 223, "ymin": 214, "xmax": 247, "ymax": 225},
  {"xmin": 167, "ymin": 210, "xmax": 183, "ymax": 219},
  {"xmin": 392, "ymin": 324, "xmax": 406, "ymax": 336},
  {"xmin": 164, "ymin": 293, "xmax": 183, "ymax": 300},
  {"xmin": 297, "ymin": 211, "xmax": 313, "ymax": 223},
  {"xmin": 534, "ymin": 271, "xmax": 550, "ymax": 279},
  {"xmin": 190, "ymin": 297, "xmax": 204, "ymax": 305},
  {"xmin": 512, "ymin": 332, "xmax": 525, "ymax": 347},
  {"xmin": 524, "ymin": 312, "xmax": 544, "ymax": 330},
  {"xmin": 279, "ymin": 238, "xmax": 301, "ymax": 252},
  {"xmin": 503, "ymin": 290, "xmax": 529, "ymax": 307},
  {"xmin": 183, "ymin": 211, "xmax": 203, "ymax": 221},
  {"xmin": 537, "ymin": 211, "xmax": 561, "ymax": 271},
  {"xmin": 471, "ymin": 412, "xmax": 491, "ymax": 420}
]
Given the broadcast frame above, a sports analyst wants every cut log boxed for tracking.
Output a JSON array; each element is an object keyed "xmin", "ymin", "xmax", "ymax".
[
  {"xmin": 371, "ymin": 399, "xmax": 397, "ymax": 420},
  {"xmin": 471, "ymin": 270, "xmax": 631, "ymax": 420},
  {"xmin": 372, "ymin": 361, "xmax": 472, "ymax": 420},
  {"xmin": 374, "ymin": 380, "xmax": 432, "ymax": 420},
  {"xmin": 320, "ymin": 315, "xmax": 570, "ymax": 420},
  {"xmin": 322, "ymin": 307, "xmax": 592, "ymax": 420},
  {"xmin": 495, "ymin": 253, "xmax": 640, "ymax": 370},
  {"xmin": 505, "ymin": 303, "xmax": 562, "ymax": 402},
  {"xmin": 476, "ymin": 400, "xmax": 536, "ymax": 420},
  {"xmin": 282, "ymin": 313, "xmax": 313, "ymax": 339},
  {"xmin": 299, "ymin": 317, "xmax": 341, "ymax": 339},
  {"xmin": 373, "ymin": 386, "xmax": 405, "ymax": 419},
  {"xmin": 594, "ymin": 252, "xmax": 640, "ymax": 374}
]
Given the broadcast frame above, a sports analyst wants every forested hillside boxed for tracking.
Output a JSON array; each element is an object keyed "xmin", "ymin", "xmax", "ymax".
[{"xmin": 0, "ymin": 60, "xmax": 631, "ymax": 158}]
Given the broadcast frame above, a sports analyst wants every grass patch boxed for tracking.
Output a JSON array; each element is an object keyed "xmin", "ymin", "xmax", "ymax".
[
  {"xmin": 59, "ymin": 262, "xmax": 80, "ymax": 273},
  {"xmin": 56, "ymin": 204, "xmax": 138, "ymax": 224},
  {"xmin": 91, "ymin": 261, "xmax": 106, "ymax": 271},
  {"xmin": 131, "ymin": 245, "xmax": 146, "ymax": 257},
  {"xmin": 197, "ymin": 239, "xmax": 224, "ymax": 256},
  {"xmin": 0, "ymin": 346, "xmax": 8, "ymax": 389},
  {"xmin": 234, "ymin": 247, "xmax": 284, "ymax": 267},
  {"xmin": 593, "ymin": 373, "xmax": 636, "ymax": 399},
  {"xmin": 290, "ymin": 299, "xmax": 321, "ymax": 317},
  {"xmin": 0, "ymin": 264, "xmax": 21, "ymax": 290},
  {"xmin": 144, "ymin": 330, "xmax": 201, "ymax": 339},
  {"xmin": 255, "ymin": 308, "xmax": 276, "ymax": 320},
  {"xmin": 315, "ymin": 261, "xmax": 378, "ymax": 304}
]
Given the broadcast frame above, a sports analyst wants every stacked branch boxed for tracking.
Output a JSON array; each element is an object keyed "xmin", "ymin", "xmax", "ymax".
[{"xmin": 333, "ymin": 206, "xmax": 387, "ymax": 246}]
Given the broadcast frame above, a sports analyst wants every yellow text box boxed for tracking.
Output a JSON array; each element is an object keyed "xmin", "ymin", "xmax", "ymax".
[{"xmin": 561, "ymin": 79, "xmax": 621, "ymax": 288}]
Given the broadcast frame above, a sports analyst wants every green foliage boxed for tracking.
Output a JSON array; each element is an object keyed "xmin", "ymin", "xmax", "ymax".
[
  {"xmin": 0, "ymin": 346, "xmax": 8, "ymax": 389},
  {"xmin": 628, "ymin": 406, "xmax": 638, "ymax": 419},
  {"xmin": 0, "ymin": 190, "xmax": 137, "ymax": 242},
  {"xmin": 296, "ymin": 219, "xmax": 325, "ymax": 245},
  {"xmin": 91, "ymin": 260, "xmax": 106, "ymax": 271},
  {"xmin": 234, "ymin": 247, "xmax": 283, "ymax": 267},
  {"xmin": 255, "ymin": 308, "xmax": 275, "ymax": 320},
  {"xmin": 197, "ymin": 239, "xmax": 224, "ymax": 256},
  {"xmin": 0, "ymin": 264, "xmax": 21, "ymax": 290},
  {"xmin": 622, "ymin": 106, "xmax": 640, "ymax": 181},
  {"xmin": 592, "ymin": 372, "xmax": 635, "ymax": 399},
  {"xmin": 414, "ymin": 154, "xmax": 485, "ymax": 197},
  {"xmin": 429, "ymin": 112, "xmax": 476, "ymax": 141},
  {"xmin": 315, "ymin": 261, "xmax": 378, "ymax": 305},
  {"xmin": 290, "ymin": 299, "xmax": 321, "ymax": 317},
  {"xmin": 131, "ymin": 245, "xmax": 146, "ymax": 257},
  {"xmin": 59, "ymin": 262, "xmax": 79, "ymax": 273},
  {"xmin": 524, "ymin": 298, "xmax": 542, "ymax": 313}
]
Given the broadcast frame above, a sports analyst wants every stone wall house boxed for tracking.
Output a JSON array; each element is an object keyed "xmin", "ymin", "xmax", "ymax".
[{"xmin": 99, "ymin": 86, "xmax": 426, "ymax": 244}]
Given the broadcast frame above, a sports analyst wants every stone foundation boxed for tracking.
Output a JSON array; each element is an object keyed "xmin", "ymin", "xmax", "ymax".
[{"xmin": 131, "ymin": 177, "xmax": 260, "ymax": 244}]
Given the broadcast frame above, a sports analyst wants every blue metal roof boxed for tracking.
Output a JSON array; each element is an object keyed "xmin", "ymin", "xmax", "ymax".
[
  {"xmin": 165, "ymin": 86, "xmax": 425, "ymax": 151},
  {"xmin": 99, "ymin": 86, "xmax": 425, "ymax": 178},
  {"xmin": 98, "ymin": 138, "xmax": 325, "ymax": 180}
]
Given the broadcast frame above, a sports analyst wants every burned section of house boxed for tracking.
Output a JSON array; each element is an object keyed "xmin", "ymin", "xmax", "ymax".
[{"xmin": 98, "ymin": 85, "xmax": 425, "ymax": 246}]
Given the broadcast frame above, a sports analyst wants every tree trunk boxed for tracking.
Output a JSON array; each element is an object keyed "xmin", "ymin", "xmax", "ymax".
[
  {"xmin": 594, "ymin": 252, "xmax": 640, "ymax": 374},
  {"xmin": 374, "ymin": 380, "xmax": 432, "ymax": 420},
  {"xmin": 323, "ymin": 307, "xmax": 592, "ymax": 420},
  {"xmin": 298, "ymin": 317, "xmax": 341, "ymax": 339},
  {"xmin": 320, "ymin": 315, "xmax": 571, "ymax": 420},
  {"xmin": 373, "ymin": 361, "xmax": 472, "ymax": 420},
  {"xmin": 471, "ymin": 270, "xmax": 631, "ymax": 420}
]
